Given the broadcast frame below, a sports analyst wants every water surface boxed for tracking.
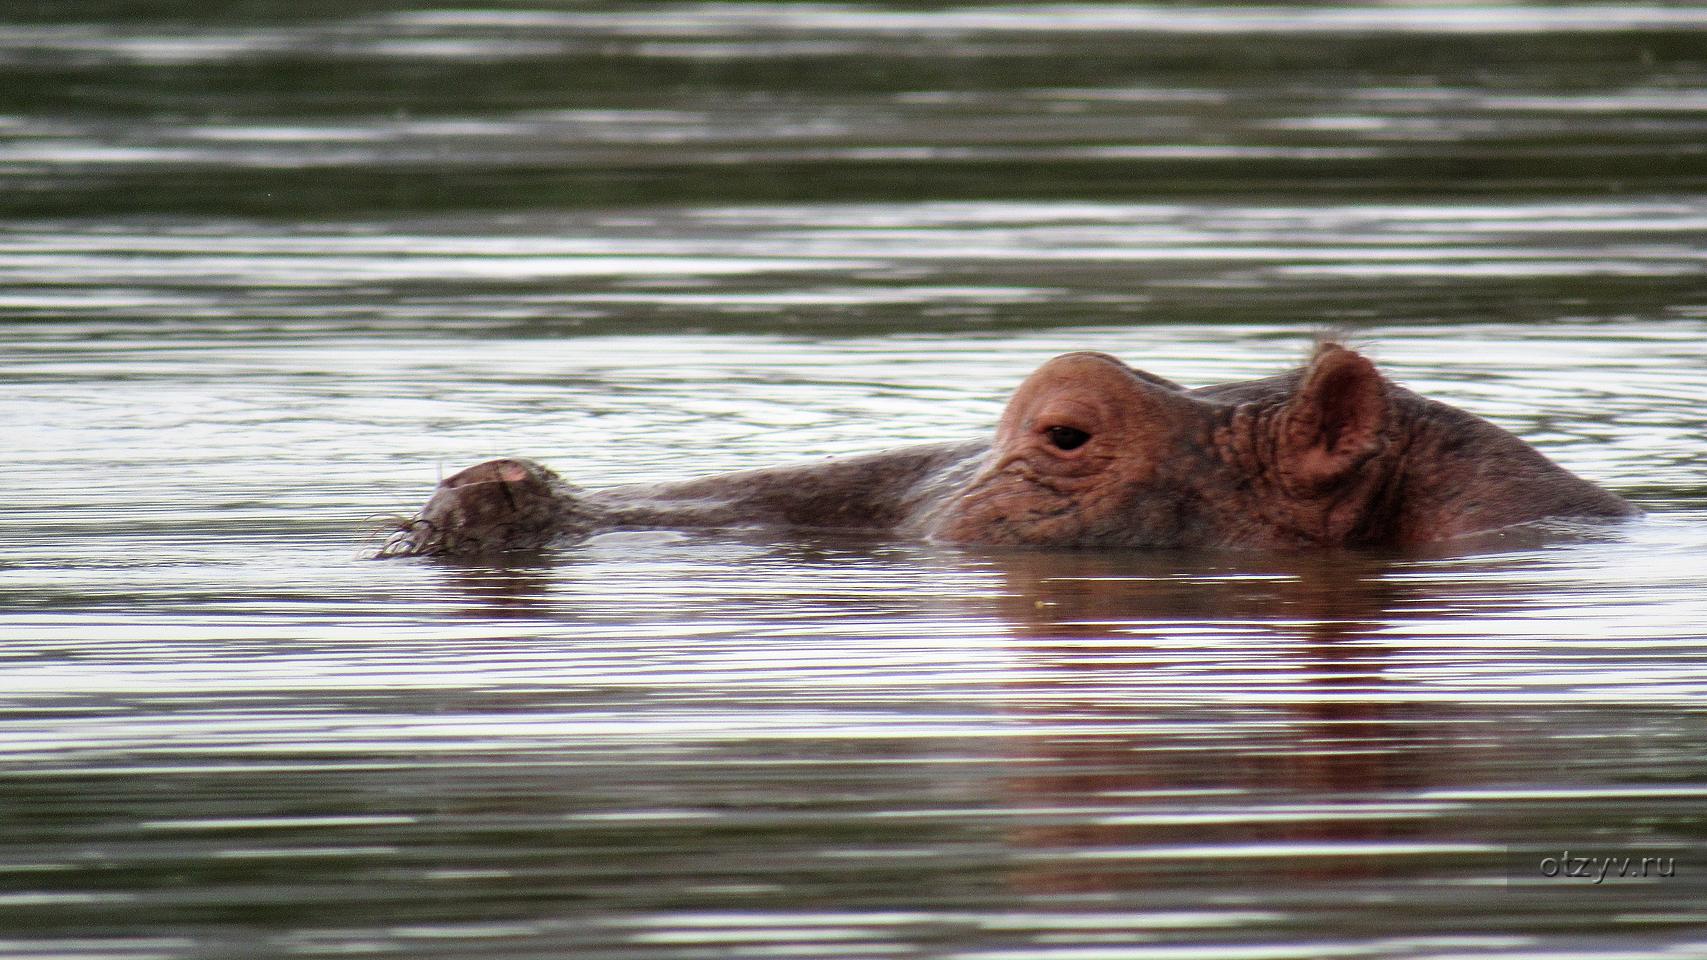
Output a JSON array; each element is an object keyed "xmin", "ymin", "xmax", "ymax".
[{"xmin": 3, "ymin": 4, "xmax": 1707, "ymax": 959}]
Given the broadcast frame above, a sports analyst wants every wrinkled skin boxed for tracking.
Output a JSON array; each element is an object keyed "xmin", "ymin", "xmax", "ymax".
[{"xmin": 379, "ymin": 344, "xmax": 1636, "ymax": 558}]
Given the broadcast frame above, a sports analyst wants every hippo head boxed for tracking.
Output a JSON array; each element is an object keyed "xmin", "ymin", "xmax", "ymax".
[{"xmin": 930, "ymin": 344, "xmax": 1396, "ymax": 549}]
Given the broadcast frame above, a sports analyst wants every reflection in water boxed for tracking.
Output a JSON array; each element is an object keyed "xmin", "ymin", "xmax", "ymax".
[
  {"xmin": 972, "ymin": 545, "xmax": 1707, "ymax": 919},
  {"xmin": 443, "ymin": 559, "xmax": 556, "ymax": 619},
  {"xmin": 987, "ymin": 549, "xmax": 1435, "ymax": 894}
]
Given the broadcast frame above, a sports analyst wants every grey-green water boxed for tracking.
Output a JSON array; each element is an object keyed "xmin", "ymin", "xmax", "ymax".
[{"xmin": 3, "ymin": 4, "xmax": 1707, "ymax": 959}]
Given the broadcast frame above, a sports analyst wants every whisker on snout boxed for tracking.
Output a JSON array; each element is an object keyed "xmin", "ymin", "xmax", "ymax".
[{"xmin": 361, "ymin": 512, "xmax": 441, "ymax": 560}]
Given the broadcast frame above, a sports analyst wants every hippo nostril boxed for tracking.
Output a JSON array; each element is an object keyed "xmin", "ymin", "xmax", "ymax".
[{"xmin": 443, "ymin": 458, "xmax": 536, "ymax": 489}]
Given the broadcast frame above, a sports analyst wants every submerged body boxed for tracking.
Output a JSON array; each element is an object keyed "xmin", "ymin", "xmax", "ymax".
[{"xmin": 381, "ymin": 345, "xmax": 1635, "ymax": 558}]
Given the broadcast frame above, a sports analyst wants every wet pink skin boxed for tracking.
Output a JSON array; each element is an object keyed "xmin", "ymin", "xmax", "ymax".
[{"xmin": 380, "ymin": 344, "xmax": 1636, "ymax": 558}]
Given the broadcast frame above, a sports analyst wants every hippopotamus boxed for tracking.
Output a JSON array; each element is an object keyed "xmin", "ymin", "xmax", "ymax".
[{"xmin": 379, "ymin": 343, "xmax": 1636, "ymax": 558}]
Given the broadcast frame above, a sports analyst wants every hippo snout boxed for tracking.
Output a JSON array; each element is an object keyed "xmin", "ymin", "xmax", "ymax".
[{"xmin": 378, "ymin": 457, "xmax": 584, "ymax": 558}]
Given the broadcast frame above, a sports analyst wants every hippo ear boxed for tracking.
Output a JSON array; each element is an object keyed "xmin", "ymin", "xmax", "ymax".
[{"xmin": 1276, "ymin": 344, "xmax": 1388, "ymax": 494}]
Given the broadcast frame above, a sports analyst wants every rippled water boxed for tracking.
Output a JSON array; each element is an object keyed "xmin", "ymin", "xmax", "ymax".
[{"xmin": 4, "ymin": 4, "xmax": 1707, "ymax": 960}]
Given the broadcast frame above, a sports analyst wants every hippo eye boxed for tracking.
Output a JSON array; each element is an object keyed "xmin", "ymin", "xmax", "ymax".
[{"xmin": 1044, "ymin": 425, "xmax": 1091, "ymax": 451}]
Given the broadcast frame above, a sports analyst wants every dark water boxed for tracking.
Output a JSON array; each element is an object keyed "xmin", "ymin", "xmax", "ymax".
[{"xmin": 3, "ymin": 4, "xmax": 1707, "ymax": 959}]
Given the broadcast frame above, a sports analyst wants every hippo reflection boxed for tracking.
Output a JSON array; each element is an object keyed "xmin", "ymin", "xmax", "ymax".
[{"xmin": 380, "ymin": 343, "xmax": 1636, "ymax": 558}]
